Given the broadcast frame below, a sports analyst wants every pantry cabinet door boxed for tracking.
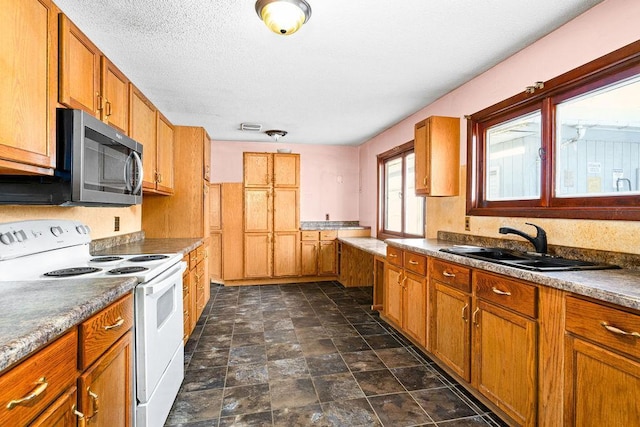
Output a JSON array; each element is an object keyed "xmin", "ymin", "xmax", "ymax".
[
  {"xmin": 273, "ymin": 154, "xmax": 299, "ymax": 187},
  {"xmin": 244, "ymin": 188, "xmax": 272, "ymax": 232},
  {"xmin": 273, "ymin": 232, "xmax": 299, "ymax": 277},
  {"xmin": 244, "ymin": 233, "xmax": 272, "ymax": 278},
  {"xmin": 244, "ymin": 152, "xmax": 272, "ymax": 187},
  {"xmin": 273, "ymin": 188, "xmax": 299, "ymax": 232}
]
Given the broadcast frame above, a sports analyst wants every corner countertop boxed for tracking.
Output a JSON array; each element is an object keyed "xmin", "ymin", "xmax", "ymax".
[
  {"xmin": 0, "ymin": 277, "xmax": 137, "ymax": 372},
  {"xmin": 92, "ymin": 238, "xmax": 204, "ymax": 256},
  {"xmin": 385, "ymin": 238, "xmax": 640, "ymax": 312},
  {"xmin": 339, "ymin": 237, "xmax": 387, "ymax": 257}
]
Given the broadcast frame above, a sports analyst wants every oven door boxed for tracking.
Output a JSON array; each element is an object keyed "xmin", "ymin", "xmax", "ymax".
[{"xmin": 135, "ymin": 261, "xmax": 186, "ymax": 402}]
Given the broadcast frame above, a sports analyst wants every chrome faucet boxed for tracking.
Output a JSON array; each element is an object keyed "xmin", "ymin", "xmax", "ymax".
[{"xmin": 498, "ymin": 222, "xmax": 548, "ymax": 254}]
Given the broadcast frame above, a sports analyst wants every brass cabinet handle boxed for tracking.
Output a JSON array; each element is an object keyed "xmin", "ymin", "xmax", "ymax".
[
  {"xmin": 443, "ymin": 271, "xmax": 456, "ymax": 278},
  {"xmin": 7, "ymin": 377, "xmax": 48, "ymax": 409},
  {"xmin": 472, "ymin": 308, "xmax": 480, "ymax": 327},
  {"xmin": 88, "ymin": 389, "xmax": 99, "ymax": 417},
  {"xmin": 461, "ymin": 304, "xmax": 469, "ymax": 322},
  {"xmin": 423, "ymin": 177, "xmax": 427, "ymax": 186},
  {"xmin": 491, "ymin": 287, "xmax": 512, "ymax": 296},
  {"xmin": 96, "ymin": 93, "xmax": 103, "ymax": 113},
  {"xmin": 402, "ymin": 276, "xmax": 408, "ymax": 289},
  {"xmin": 105, "ymin": 100, "xmax": 112, "ymax": 117},
  {"xmin": 388, "ymin": 253, "xmax": 398, "ymax": 258},
  {"xmin": 601, "ymin": 321, "xmax": 640, "ymax": 338},
  {"xmin": 408, "ymin": 260, "xmax": 419, "ymax": 265},
  {"xmin": 104, "ymin": 317, "xmax": 124, "ymax": 330},
  {"xmin": 73, "ymin": 405, "xmax": 87, "ymax": 427}
]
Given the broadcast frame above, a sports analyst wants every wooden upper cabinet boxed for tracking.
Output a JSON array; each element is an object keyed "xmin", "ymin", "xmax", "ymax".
[
  {"xmin": 129, "ymin": 84, "xmax": 158, "ymax": 192},
  {"xmin": 203, "ymin": 131, "xmax": 211, "ymax": 182},
  {"xmin": 273, "ymin": 188, "xmax": 299, "ymax": 231},
  {"xmin": 244, "ymin": 152, "xmax": 272, "ymax": 187},
  {"xmin": 274, "ymin": 154, "xmax": 300, "ymax": 187},
  {"xmin": 414, "ymin": 116, "xmax": 460, "ymax": 196},
  {"xmin": 101, "ymin": 57, "xmax": 129, "ymax": 133},
  {"xmin": 0, "ymin": 0, "xmax": 57, "ymax": 175},
  {"xmin": 156, "ymin": 112, "xmax": 175, "ymax": 194}
]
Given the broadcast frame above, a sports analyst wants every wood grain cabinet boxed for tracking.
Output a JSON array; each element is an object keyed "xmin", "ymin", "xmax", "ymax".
[
  {"xmin": 0, "ymin": 294, "xmax": 133, "ymax": 426},
  {"xmin": 301, "ymin": 230, "xmax": 338, "ymax": 277},
  {"xmin": 564, "ymin": 296, "xmax": 640, "ymax": 426},
  {"xmin": 0, "ymin": 0, "xmax": 58, "ymax": 175},
  {"xmin": 59, "ymin": 14, "xmax": 130, "ymax": 133},
  {"xmin": 414, "ymin": 116, "xmax": 460, "ymax": 196}
]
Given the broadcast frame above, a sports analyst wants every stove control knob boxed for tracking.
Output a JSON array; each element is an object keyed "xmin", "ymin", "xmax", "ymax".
[
  {"xmin": 76, "ymin": 226, "xmax": 86, "ymax": 234},
  {"xmin": 14, "ymin": 230, "xmax": 27, "ymax": 242},
  {"xmin": 50, "ymin": 226, "xmax": 63, "ymax": 237},
  {"xmin": 0, "ymin": 233, "xmax": 15, "ymax": 245}
]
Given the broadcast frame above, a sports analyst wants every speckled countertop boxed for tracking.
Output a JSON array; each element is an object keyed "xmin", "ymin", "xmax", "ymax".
[
  {"xmin": 385, "ymin": 238, "xmax": 640, "ymax": 312},
  {"xmin": 0, "ymin": 277, "xmax": 136, "ymax": 372},
  {"xmin": 339, "ymin": 237, "xmax": 387, "ymax": 257},
  {"xmin": 92, "ymin": 238, "xmax": 203, "ymax": 256},
  {"xmin": 300, "ymin": 221, "xmax": 371, "ymax": 231}
]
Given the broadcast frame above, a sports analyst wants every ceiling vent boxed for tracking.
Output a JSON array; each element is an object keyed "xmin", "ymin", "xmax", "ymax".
[{"xmin": 241, "ymin": 123, "xmax": 262, "ymax": 131}]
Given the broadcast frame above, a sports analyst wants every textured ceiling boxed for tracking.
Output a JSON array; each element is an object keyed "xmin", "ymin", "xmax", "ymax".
[{"xmin": 53, "ymin": 0, "xmax": 603, "ymax": 146}]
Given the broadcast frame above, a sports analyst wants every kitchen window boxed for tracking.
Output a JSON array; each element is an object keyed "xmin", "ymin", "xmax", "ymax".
[
  {"xmin": 378, "ymin": 142, "xmax": 425, "ymax": 239},
  {"xmin": 467, "ymin": 40, "xmax": 640, "ymax": 220}
]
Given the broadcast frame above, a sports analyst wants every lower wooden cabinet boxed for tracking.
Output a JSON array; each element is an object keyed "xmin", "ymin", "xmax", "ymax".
[
  {"xmin": 183, "ymin": 243, "xmax": 210, "ymax": 341},
  {"xmin": 301, "ymin": 230, "xmax": 337, "ymax": 277},
  {"xmin": 274, "ymin": 232, "xmax": 300, "ymax": 277},
  {"xmin": 30, "ymin": 387, "xmax": 78, "ymax": 427}
]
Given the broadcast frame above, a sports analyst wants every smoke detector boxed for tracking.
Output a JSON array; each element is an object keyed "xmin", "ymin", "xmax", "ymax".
[{"xmin": 241, "ymin": 123, "xmax": 262, "ymax": 131}]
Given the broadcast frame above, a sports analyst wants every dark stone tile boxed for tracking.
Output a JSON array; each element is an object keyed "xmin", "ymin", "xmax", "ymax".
[
  {"xmin": 352, "ymin": 369, "xmax": 405, "ymax": 396},
  {"xmin": 363, "ymin": 334, "xmax": 403, "ymax": 349},
  {"xmin": 267, "ymin": 357, "xmax": 310, "ymax": 380},
  {"xmin": 320, "ymin": 398, "xmax": 381, "ymax": 427},
  {"xmin": 375, "ymin": 347, "xmax": 420, "ymax": 368},
  {"xmin": 220, "ymin": 384, "xmax": 271, "ymax": 417},
  {"xmin": 306, "ymin": 353, "xmax": 349, "ymax": 376},
  {"xmin": 312, "ymin": 372, "xmax": 365, "ymax": 403},
  {"xmin": 295, "ymin": 326, "xmax": 329, "ymax": 343},
  {"xmin": 272, "ymin": 404, "xmax": 329, "ymax": 427},
  {"xmin": 270, "ymin": 377, "xmax": 319, "ymax": 410},
  {"xmin": 225, "ymin": 363, "xmax": 268, "ymax": 387},
  {"xmin": 201, "ymin": 323, "xmax": 234, "ymax": 337},
  {"xmin": 182, "ymin": 365, "xmax": 226, "ymax": 392},
  {"xmin": 411, "ymin": 387, "xmax": 478, "ymax": 421},
  {"xmin": 231, "ymin": 332, "xmax": 265, "ymax": 348},
  {"xmin": 262, "ymin": 308, "xmax": 290, "ymax": 320},
  {"xmin": 219, "ymin": 411, "xmax": 272, "ymax": 426},
  {"xmin": 266, "ymin": 342, "xmax": 304, "ymax": 361},
  {"xmin": 353, "ymin": 323, "xmax": 389, "ymax": 336},
  {"xmin": 233, "ymin": 321, "xmax": 264, "ymax": 334},
  {"xmin": 317, "ymin": 313, "xmax": 349, "ymax": 325},
  {"xmin": 322, "ymin": 323, "xmax": 358, "ymax": 338},
  {"xmin": 228, "ymin": 345, "xmax": 267, "ymax": 366},
  {"xmin": 197, "ymin": 333, "xmax": 232, "ymax": 350},
  {"xmin": 166, "ymin": 388, "xmax": 224, "ymax": 425},
  {"xmin": 391, "ymin": 365, "xmax": 446, "ymax": 391},
  {"xmin": 437, "ymin": 415, "xmax": 496, "ymax": 426},
  {"xmin": 263, "ymin": 329, "xmax": 298, "ymax": 344},
  {"xmin": 332, "ymin": 336, "xmax": 371, "ymax": 353},
  {"xmin": 190, "ymin": 348, "xmax": 230, "ymax": 369},
  {"xmin": 291, "ymin": 316, "xmax": 322, "ymax": 328},
  {"xmin": 341, "ymin": 351, "xmax": 386, "ymax": 372},
  {"xmin": 300, "ymin": 339, "xmax": 338, "ymax": 356},
  {"xmin": 264, "ymin": 317, "xmax": 295, "ymax": 331},
  {"xmin": 368, "ymin": 392, "xmax": 433, "ymax": 426}
]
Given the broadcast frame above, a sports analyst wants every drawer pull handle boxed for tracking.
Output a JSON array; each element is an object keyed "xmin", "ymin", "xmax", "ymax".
[
  {"xmin": 443, "ymin": 271, "xmax": 456, "ymax": 278},
  {"xmin": 601, "ymin": 322, "xmax": 640, "ymax": 338},
  {"xmin": 88, "ymin": 389, "xmax": 99, "ymax": 417},
  {"xmin": 389, "ymin": 253, "xmax": 398, "ymax": 258},
  {"xmin": 461, "ymin": 304, "xmax": 469, "ymax": 322},
  {"xmin": 104, "ymin": 317, "xmax": 125, "ymax": 330},
  {"xmin": 491, "ymin": 287, "xmax": 511, "ymax": 296},
  {"xmin": 7, "ymin": 377, "xmax": 48, "ymax": 409},
  {"xmin": 408, "ymin": 260, "xmax": 419, "ymax": 265},
  {"xmin": 73, "ymin": 405, "xmax": 87, "ymax": 427}
]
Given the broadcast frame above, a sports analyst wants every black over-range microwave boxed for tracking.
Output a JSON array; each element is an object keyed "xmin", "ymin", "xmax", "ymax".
[{"xmin": 0, "ymin": 109, "xmax": 143, "ymax": 206}]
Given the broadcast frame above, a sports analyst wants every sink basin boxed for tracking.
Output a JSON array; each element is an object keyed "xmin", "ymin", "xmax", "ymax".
[{"xmin": 439, "ymin": 246, "xmax": 618, "ymax": 272}]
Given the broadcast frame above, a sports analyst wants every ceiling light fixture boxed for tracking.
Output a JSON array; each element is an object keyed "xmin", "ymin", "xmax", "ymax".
[
  {"xmin": 255, "ymin": 0, "xmax": 311, "ymax": 36},
  {"xmin": 265, "ymin": 129, "xmax": 288, "ymax": 141}
]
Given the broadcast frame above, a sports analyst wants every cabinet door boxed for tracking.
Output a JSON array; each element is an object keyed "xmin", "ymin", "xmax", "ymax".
[
  {"xmin": 414, "ymin": 119, "xmax": 430, "ymax": 194},
  {"xmin": 318, "ymin": 240, "xmax": 337, "ymax": 276},
  {"xmin": 221, "ymin": 183, "xmax": 245, "ymax": 280},
  {"xmin": 244, "ymin": 152, "xmax": 272, "ymax": 187},
  {"xmin": 564, "ymin": 336, "xmax": 640, "ymax": 427},
  {"xmin": 129, "ymin": 84, "xmax": 157, "ymax": 191},
  {"xmin": 0, "ymin": 0, "xmax": 57, "ymax": 174},
  {"xmin": 414, "ymin": 116, "xmax": 459, "ymax": 196},
  {"xmin": 273, "ymin": 153, "xmax": 300, "ymax": 187},
  {"xmin": 155, "ymin": 112, "xmax": 175, "ymax": 194},
  {"xmin": 431, "ymin": 282, "xmax": 471, "ymax": 381},
  {"xmin": 210, "ymin": 232, "xmax": 222, "ymax": 281},
  {"xmin": 59, "ymin": 14, "xmax": 101, "ymax": 115},
  {"xmin": 403, "ymin": 272, "xmax": 427, "ymax": 347},
  {"xmin": 30, "ymin": 387, "xmax": 78, "ymax": 427},
  {"xmin": 101, "ymin": 57, "xmax": 129, "ymax": 133},
  {"xmin": 203, "ymin": 131, "xmax": 211, "ymax": 182},
  {"xmin": 384, "ymin": 264, "xmax": 403, "ymax": 326},
  {"xmin": 273, "ymin": 188, "xmax": 299, "ymax": 231},
  {"xmin": 273, "ymin": 232, "xmax": 299, "ymax": 277},
  {"xmin": 78, "ymin": 332, "xmax": 133, "ymax": 427},
  {"xmin": 244, "ymin": 188, "xmax": 272, "ymax": 232},
  {"xmin": 472, "ymin": 300, "xmax": 537, "ymax": 426},
  {"xmin": 244, "ymin": 233, "xmax": 272, "ymax": 278},
  {"xmin": 209, "ymin": 183, "xmax": 222, "ymax": 231},
  {"xmin": 301, "ymin": 241, "xmax": 318, "ymax": 276}
]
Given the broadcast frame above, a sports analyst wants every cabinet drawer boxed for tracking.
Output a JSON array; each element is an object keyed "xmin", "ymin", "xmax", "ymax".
[
  {"xmin": 320, "ymin": 230, "xmax": 337, "ymax": 241},
  {"xmin": 566, "ymin": 296, "xmax": 640, "ymax": 359},
  {"xmin": 0, "ymin": 330, "xmax": 77, "ymax": 427},
  {"xmin": 189, "ymin": 250, "xmax": 198, "ymax": 270},
  {"xmin": 79, "ymin": 294, "xmax": 134, "ymax": 370},
  {"xmin": 430, "ymin": 259, "xmax": 471, "ymax": 292},
  {"xmin": 301, "ymin": 231, "xmax": 319, "ymax": 241},
  {"xmin": 404, "ymin": 252, "xmax": 427, "ymax": 276},
  {"xmin": 387, "ymin": 246, "xmax": 403, "ymax": 267},
  {"xmin": 196, "ymin": 245, "xmax": 205, "ymax": 263},
  {"xmin": 474, "ymin": 271, "xmax": 537, "ymax": 318}
]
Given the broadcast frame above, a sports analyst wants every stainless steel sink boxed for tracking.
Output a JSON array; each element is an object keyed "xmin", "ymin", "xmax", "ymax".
[{"xmin": 439, "ymin": 246, "xmax": 618, "ymax": 272}]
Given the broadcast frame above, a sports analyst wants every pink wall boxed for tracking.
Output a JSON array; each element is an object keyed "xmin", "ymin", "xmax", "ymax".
[
  {"xmin": 358, "ymin": 0, "xmax": 640, "ymax": 236},
  {"xmin": 211, "ymin": 141, "xmax": 360, "ymax": 221}
]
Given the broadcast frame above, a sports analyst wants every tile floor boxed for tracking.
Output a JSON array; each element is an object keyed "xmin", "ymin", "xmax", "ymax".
[{"xmin": 166, "ymin": 282, "xmax": 507, "ymax": 427}]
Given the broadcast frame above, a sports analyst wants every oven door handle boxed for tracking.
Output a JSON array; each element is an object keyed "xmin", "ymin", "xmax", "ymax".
[{"xmin": 143, "ymin": 261, "xmax": 187, "ymax": 296}]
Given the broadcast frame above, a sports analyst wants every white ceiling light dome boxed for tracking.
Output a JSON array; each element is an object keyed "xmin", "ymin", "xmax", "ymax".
[{"xmin": 255, "ymin": 0, "xmax": 311, "ymax": 35}]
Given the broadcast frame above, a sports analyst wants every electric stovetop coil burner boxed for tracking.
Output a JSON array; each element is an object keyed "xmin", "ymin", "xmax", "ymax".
[
  {"xmin": 108, "ymin": 266, "xmax": 149, "ymax": 275},
  {"xmin": 129, "ymin": 255, "xmax": 170, "ymax": 262},
  {"xmin": 90, "ymin": 256, "xmax": 124, "ymax": 263},
  {"xmin": 44, "ymin": 267, "xmax": 102, "ymax": 277}
]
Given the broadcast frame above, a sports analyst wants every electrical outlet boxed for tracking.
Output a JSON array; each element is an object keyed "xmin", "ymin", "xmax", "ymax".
[
  {"xmin": 114, "ymin": 216, "xmax": 120, "ymax": 232},
  {"xmin": 325, "ymin": 213, "xmax": 330, "ymax": 221},
  {"xmin": 464, "ymin": 216, "xmax": 470, "ymax": 231}
]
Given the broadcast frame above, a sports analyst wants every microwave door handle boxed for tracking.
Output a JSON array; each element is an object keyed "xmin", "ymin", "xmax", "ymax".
[
  {"xmin": 131, "ymin": 151, "xmax": 144, "ymax": 195},
  {"xmin": 124, "ymin": 153, "xmax": 133, "ymax": 192}
]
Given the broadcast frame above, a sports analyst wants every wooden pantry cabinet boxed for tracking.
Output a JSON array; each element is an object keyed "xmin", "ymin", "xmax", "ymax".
[
  {"xmin": 414, "ymin": 116, "xmax": 460, "ymax": 196},
  {"xmin": 0, "ymin": 0, "xmax": 58, "ymax": 175},
  {"xmin": 209, "ymin": 183, "xmax": 244, "ymax": 282},
  {"xmin": 0, "ymin": 294, "xmax": 133, "ymax": 426}
]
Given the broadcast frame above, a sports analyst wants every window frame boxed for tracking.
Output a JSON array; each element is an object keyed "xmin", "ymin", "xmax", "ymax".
[
  {"xmin": 377, "ymin": 141, "xmax": 425, "ymax": 240},
  {"xmin": 467, "ymin": 39, "xmax": 640, "ymax": 221}
]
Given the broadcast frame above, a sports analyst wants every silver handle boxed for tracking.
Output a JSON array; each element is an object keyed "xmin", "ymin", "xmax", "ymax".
[
  {"xmin": 124, "ymin": 153, "xmax": 133, "ymax": 192},
  {"xmin": 601, "ymin": 321, "xmax": 640, "ymax": 338},
  {"xmin": 131, "ymin": 151, "xmax": 144, "ymax": 195},
  {"xmin": 491, "ymin": 287, "xmax": 512, "ymax": 296}
]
